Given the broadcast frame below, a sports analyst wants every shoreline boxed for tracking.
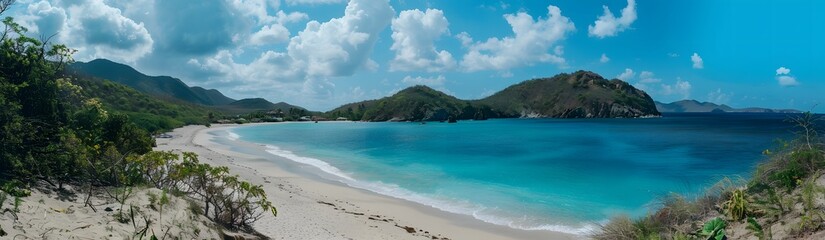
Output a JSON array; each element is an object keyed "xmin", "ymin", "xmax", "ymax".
[{"xmin": 156, "ymin": 123, "xmax": 580, "ymax": 240}]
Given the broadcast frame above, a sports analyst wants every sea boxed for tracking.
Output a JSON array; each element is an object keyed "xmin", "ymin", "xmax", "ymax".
[{"xmin": 221, "ymin": 113, "xmax": 799, "ymax": 235}]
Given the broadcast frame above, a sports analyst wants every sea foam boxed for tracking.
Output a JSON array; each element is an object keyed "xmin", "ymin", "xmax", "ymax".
[
  {"xmin": 226, "ymin": 131, "xmax": 240, "ymax": 141},
  {"xmin": 264, "ymin": 145, "xmax": 354, "ymax": 181}
]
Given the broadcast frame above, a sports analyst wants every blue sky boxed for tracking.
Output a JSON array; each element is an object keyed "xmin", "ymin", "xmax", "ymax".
[{"xmin": 7, "ymin": 0, "xmax": 824, "ymax": 111}]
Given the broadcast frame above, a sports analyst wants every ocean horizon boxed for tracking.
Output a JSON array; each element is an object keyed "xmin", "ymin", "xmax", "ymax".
[{"xmin": 221, "ymin": 113, "xmax": 796, "ymax": 235}]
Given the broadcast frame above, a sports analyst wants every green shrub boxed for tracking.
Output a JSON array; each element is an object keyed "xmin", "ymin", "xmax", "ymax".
[
  {"xmin": 699, "ymin": 217, "xmax": 727, "ymax": 240},
  {"xmin": 170, "ymin": 152, "xmax": 276, "ymax": 230},
  {"xmin": 723, "ymin": 188, "xmax": 749, "ymax": 221}
]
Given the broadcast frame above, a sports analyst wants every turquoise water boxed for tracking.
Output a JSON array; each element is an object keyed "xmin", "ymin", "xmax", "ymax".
[{"xmin": 228, "ymin": 113, "xmax": 795, "ymax": 234}]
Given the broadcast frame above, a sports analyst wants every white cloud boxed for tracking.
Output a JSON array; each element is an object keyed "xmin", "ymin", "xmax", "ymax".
[
  {"xmin": 455, "ymin": 31, "xmax": 473, "ymax": 47},
  {"xmin": 588, "ymin": 0, "xmax": 636, "ymax": 38},
  {"xmin": 777, "ymin": 76, "xmax": 799, "ymax": 87},
  {"xmin": 228, "ymin": 0, "xmax": 279, "ymax": 24},
  {"xmin": 600, "ymin": 53, "xmax": 610, "ymax": 63},
  {"xmin": 774, "ymin": 66, "xmax": 799, "ymax": 87},
  {"xmin": 287, "ymin": 0, "xmax": 394, "ymax": 77},
  {"xmin": 186, "ymin": 0, "xmax": 395, "ymax": 109},
  {"xmin": 401, "ymin": 75, "xmax": 446, "ymax": 86},
  {"xmin": 390, "ymin": 9, "xmax": 456, "ymax": 72},
  {"xmin": 18, "ymin": 0, "xmax": 154, "ymax": 63},
  {"xmin": 638, "ymin": 71, "xmax": 660, "ymax": 83},
  {"xmin": 776, "ymin": 67, "xmax": 791, "ymax": 75},
  {"xmin": 286, "ymin": 0, "xmax": 344, "ymax": 5},
  {"xmin": 667, "ymin": 52, "xmax": 679, "ymax": 57},
  {"xmin": 691, "ymin": 52, "xmax": 703, "ymax": 69},
  {"xmin": 460, "ymin": 5, "xmax": 575, "ymax": 72},
  {"xmin": 18, "ymin": 1, "xmax": 67, "ymax": 36},
  {"xmin": 661, "ymin": 78, "xmax": 692, "ymax": 99},
  {"xmin": 616, "ymin": 68, "xmax": 635, "ymax": 80},
  {"xmin": 630, "ymin": 71, "xmax": 662, "ymax": 93},
  {"xmin": 250, "ymin": 24, "xmax": 290, "ymax": 45}
]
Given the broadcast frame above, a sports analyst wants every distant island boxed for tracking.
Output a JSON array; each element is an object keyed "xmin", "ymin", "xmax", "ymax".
[{"xmin": 655, "ymin": 100, "xmax": 801, "ymax": 113}]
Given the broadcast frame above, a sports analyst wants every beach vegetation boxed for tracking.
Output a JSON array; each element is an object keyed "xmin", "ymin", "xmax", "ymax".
[
  {"xmin": 698, "ymin": 217, "xmax": 726, "ymax": 240},
  {"xmin": 746, "ymin": 217, "xmax": 768, "ymax": 240},
  {"xmin": 722, "ymin": 188, "xmax": 748, "ymax": 221}
]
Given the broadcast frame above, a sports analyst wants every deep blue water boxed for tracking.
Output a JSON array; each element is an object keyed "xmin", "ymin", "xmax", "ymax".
[{"xmin": 228, "ymin": 113, "xmax": 797, "ymax": 234}]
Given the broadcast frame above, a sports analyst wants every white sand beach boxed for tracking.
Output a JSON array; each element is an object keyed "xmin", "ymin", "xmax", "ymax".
[{"xmin": 155, "ymin": 123, "xmax": 581, "ymax": 240}]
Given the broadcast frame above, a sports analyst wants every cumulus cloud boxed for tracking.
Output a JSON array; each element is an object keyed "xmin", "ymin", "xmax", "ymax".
[
  {"xmin": 616, "ymin": 68, "xmax": 635, "ymax": 80},
  {"xmin": 691, "ymin": 53, "xmax": 703, "ymax": 69},
  {"xmin": 638, "ymin": 71, "xmax": 660, "ymax": 83},
  {"xmin": 600, "ymin": 53, "xmax": 610, "ymax": 63},
  {"xmin": 588, "ymin": 0, "xmax": 636, "ymax": 38},
  {"xmin": 187, "ymin": 0, "xmax": 394, "ymax": 108},
  {"xmin": 287, "ymin": 0, "xmax": 394, "ymax": 77},
  {"xmin": 661, "ymin": 78, "xmax": 692, "ymax": 99},
  {"xmin": 460, "ymin": 5, "xmax": 575, "ymax": 72},
  {"xmin": 390, "ymin": 9, "xmax": 456, "ymax": 72},
  {"xmin": 18, "ymin": 0, "xmax": 154, "ymax": 63},
  {"xmin": 250, "ymin": 24, "xmax": 291, "ymax": 45},
  {"xmin": 455, "ymin": 31, "xmax": 473, "ymax": 47},
  {"xmin": 775, "ymin": 67, "xmax": 799, "ymax": 87},
  {"xmin": 630, "ymin": 71, "xmax": 663, "ymax": 94},
  {"xmin": 18, "ymin": 1, "xmax": 67, "ymax": 37},
  {"xmin": 776, "ymin": 67, "xmax": 791, "ymax": 75}
]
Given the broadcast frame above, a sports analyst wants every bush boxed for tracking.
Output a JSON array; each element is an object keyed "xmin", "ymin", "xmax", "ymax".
[
  {"xmin": 130, "ymin": 151, "xmax": 277, "ymax": 230},
  {"xmin": 723, "ymin": 188, "xmax": 749, "ymax": 221},
  {"xmin": 170, "ymin": 152, "xmax": 276, "ymax": 230}
]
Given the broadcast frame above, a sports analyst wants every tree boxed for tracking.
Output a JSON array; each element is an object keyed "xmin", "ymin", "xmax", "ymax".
[{"xmin": 1, "ymin": 3, "xmax": 75, "ymax": 181}]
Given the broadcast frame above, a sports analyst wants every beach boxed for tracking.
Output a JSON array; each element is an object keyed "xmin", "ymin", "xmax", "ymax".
[{"xmin": 155, "ymin": 123, "xmax": 579, "ymax": 240}]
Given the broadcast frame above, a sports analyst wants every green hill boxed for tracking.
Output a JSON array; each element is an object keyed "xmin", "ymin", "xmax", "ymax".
[
  {"xmin": 328, "ymin": 86, "xmax": 499, "ymax": 121},
  {"xmin": 68, "ymin": 75, "xmax": 211, "ymax": 132},
  {"xmin": 190, "ymin": 86, "xmax": 236, "ymax": 106},
  {"xmin": 477, "ymin": 70, "xmax": 659, "ymax": 118},
  {"xmin": 69, "ymin": 59, "xmax": 235, "ymax": 106},
  {"xmin": 329, "ymin": 71, "xmax": 659, "ymax": 121},
  {"xmin": 69, "ymin": 59, "xmax": 310, "ymax": 114}
]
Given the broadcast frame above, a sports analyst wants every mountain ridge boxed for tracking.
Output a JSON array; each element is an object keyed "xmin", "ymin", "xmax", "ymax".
[{"xmin": 69, "ymin": 59, "xmax": 306, "ymax": 113}]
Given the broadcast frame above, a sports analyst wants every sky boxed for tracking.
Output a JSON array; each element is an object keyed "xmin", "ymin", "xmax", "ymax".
[{"xmin": 6, "ymin": 0, "xmax": 824, "ymax": 111}]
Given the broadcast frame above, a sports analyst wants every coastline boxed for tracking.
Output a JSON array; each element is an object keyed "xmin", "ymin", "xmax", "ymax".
[{"xmin": 155, "ymin": 123, "xmax": 580, "ymax": 240}]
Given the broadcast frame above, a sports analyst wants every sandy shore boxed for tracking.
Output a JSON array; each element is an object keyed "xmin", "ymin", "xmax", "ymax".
[{"xmin": 155, "ymin": 123, "xmax": 580, "ymax": 240}]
